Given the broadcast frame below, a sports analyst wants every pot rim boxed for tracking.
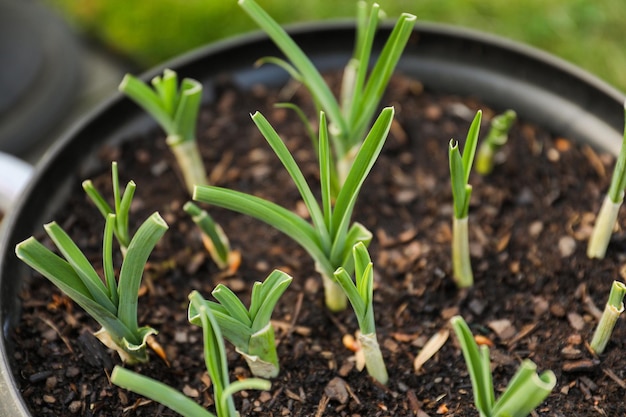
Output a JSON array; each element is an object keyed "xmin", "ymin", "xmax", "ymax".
[{"xmin": 1, "ymin": 21, "xmax": 624, "ymax": 416}]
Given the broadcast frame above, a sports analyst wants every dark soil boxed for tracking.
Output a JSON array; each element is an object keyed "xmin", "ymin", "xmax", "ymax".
[{"xmin": 11, "ymin": 72, "xmax": 626, "ymax": 417}]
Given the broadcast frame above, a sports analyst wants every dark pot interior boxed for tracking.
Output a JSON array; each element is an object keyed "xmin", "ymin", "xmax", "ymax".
[{"xmin": 0, "ymin": 22, "xmax": 624, "ymax": 416}]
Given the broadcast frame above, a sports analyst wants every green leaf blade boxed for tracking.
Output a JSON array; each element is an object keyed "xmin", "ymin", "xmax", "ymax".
[
  {"xmin": 15, "ymin": 237, "xmax": 136, "ymax": 344},
  {"xmin": 461, "ymin": 110, "xmax": 483, "ymax": 183},
  {"xmin": 351, "ymin": 13, "xmax": 416, "ymax": 144},
  {"xmin": 111, "ymin": 366, "xmax": 216, "ymax": 417},
  {"xmin": 117, "ymin": 212, "xmax": 168, "ymax": 335},
  {"xmin": 238, "ymin": 0, "xmax": 346, "ymax": 137},
  {"xmin": 251, "ymin": 112, "xmax": 330, "ymax": 250},
  {"xmin": 119, "ymin": 74, "xmax": 174, "ymax": 135},
  {"xmin": 331, "ymin": 108, "xmax": 393, "ymax": 261},
  {"xmin": 194, "ymin": 185, "xmax": 334, "ymax": 277},
  {"xmin": 250, "ymin": 270, "xmax": 292, "ymax": 331},
  {"xmin": 450, "ymin": 316, "xmax": 495, "ymax": 415},
  {"xmin": 212, "ymin": 284, "xmax": 252, "ymax": 327},
  {"xmin": 43, "ymin": 222, "xmax": 116, "ymax": 315}
]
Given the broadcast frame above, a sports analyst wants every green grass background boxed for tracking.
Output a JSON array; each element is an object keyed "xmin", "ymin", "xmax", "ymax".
[{"xmin": 45, "ymin": 0, "xmax": 626, "ymax": 92}]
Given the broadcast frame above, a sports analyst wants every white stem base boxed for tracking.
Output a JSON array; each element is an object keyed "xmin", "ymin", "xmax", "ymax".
[
  {"xmin": 237, "ymin": 348, "xmax": 279, "ymax": 379},
  {"xmin": 452, "ymin": 216, "xmax": 473, "ymax": 288},
  {"xmin": 358, "ymin": 332, "xmax": 388, "ymax": 385},
  {"xmin": 590, "ymin": 303, "xmax": 624, "ymax": 354},
  {"xmin": 169, "ymin": 139, "xmax": 208, "ymax": 195},
  {"xmin": 587, "ymin": 194, "xmax": 621, "ymax": 259},
  {"xmin": 322, "ymin": 274, "xmax": 347, "ymax": 312}
]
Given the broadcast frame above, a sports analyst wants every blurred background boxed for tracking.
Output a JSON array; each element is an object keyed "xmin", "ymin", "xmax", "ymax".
[
  {"xmin": 43, "ymin": 0, "xmax": 626, "ymax": 90},
  {"xmin": 1, "ymin": 0, "xmax": 625, "ymax": 173},
  {"xmin": 0, "ymin": 0, "xmax": 624, "ymax": 215}
]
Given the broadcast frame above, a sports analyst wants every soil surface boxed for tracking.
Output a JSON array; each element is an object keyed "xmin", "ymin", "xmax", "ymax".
[{"xmin": 11, "ymin": 72, "xmax": 626, "ymax": 417}]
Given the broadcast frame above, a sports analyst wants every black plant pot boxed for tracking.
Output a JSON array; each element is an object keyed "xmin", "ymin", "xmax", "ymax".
[
  {"xmin": 0, "ymin": 0, "xmax": 82, "ymax": 156},
  {"xmin": 0, "ymin": 22, "xmax": 624, "ymax": 416}
]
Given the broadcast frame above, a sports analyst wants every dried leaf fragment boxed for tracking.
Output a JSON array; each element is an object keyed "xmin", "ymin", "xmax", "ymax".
[{"xmin": 414, "ymin": 329, "xmax": 449, "ymax": 372}]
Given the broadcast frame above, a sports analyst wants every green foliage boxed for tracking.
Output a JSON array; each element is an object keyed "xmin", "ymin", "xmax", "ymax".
[
  {"xmin": 189, "ymin": 270, "xmax": 292, "ymax": 378},
  {"xmin": 590, "ymin": 280, "xmax": 626, "ymax": 354},
  {"xmin": 240, "ymin": 0, "xmax": 415, "ymax": 185},
  {"xmin": 111, "ymin": 290, "xmax": 270, "ymax": 417},
  {"xmin": 120, "ymin": 69, "xmax": 206, "ymax": 195},
  {"xmin": 451, "ymin": 316, "xmax": 556, "ymax": 417},
  {"xmin": 606, "ymin": 103, "xmax": 626, "ymax": 203},
  {"xmin": 183, "ymin": 201, "xmax": 232, "ymax": 270},
  {"xmin": 449, "ymin": 111, "xmax": 482, "ymax": 288},
  {"xmin": 82, "ymin": 162, "xmax": 135, "ymax": 252},
  {"xmin": 16, "ymin": 212, "xmax": 168, "ymax": 364},
  {"xmin": 194, "ymin": 108, "xmax": 393, "ymax": 312},
  {"xmin": 476, "ymin": 110, "xmax": 516, "ymax": 175},
  {"xmin": 334, "ymin": 242, "xmax": 388, "ymax": 384},
  {"xmin": 44, "ymin": 0, "xmax": 626, "ymax": 92},
  {"xmin": 588, "ymin": 103, "xmax": 626, "ymax": 259},
  {"xmin": 449, "ymin": 111, "xmax": 482, "ymax": 220}
]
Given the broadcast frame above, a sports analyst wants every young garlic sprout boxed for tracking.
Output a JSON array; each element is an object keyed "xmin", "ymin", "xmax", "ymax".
[
  {"xmin": 449, "ymin": 111, "xmax": 482, "ymax": 287},
  {"xmin": 590, "ymin": 280, "xmax": 626, "ymax": 355},
  {"xmin": 475, "ymin": 109, "xmax": 516, "ymax": 175},
  {"xmin": 239, "ymin": 0, "xmax": 415, "ymax": 189},
  {"xmin": 120, "ymin": 69, "xmax": 206, "ymax": 195},
  {"xmin": 334, "ymin": 242, "xmax": 388, "ymax": 384},
  {"xmin": 587, "ymin": 102, "xmax": 626, "ymax": 259},
  {"xmin": 451, "ymin": 316, "xmax": 556, "ymax": 417}
]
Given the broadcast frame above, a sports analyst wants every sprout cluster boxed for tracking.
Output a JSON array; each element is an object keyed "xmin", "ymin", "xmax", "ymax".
[{"xmin": 29, "ymin": 2, "xmax": 626, "ymax": 417}]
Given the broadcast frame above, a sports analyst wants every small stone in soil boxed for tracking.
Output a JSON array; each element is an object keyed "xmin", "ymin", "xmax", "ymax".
[
  {"xmin": 183, "ymin": 385, "xmax": 200, "ymax": 397},
  {"xmin": 43, "ymin": 394, "xmax": 56, "ymax": 404},
  {"xmin": 558, "ymin": 236, "xmax": 576, "ymax": 257},
  {"xmin": 68, "ymin": 400, "xmax": 82, "ymax": 414},
  {"xmin": 561, "ymin": 346, "xmax": 583, "ymax": 360},
  {"xmin": 533, "ymin": 296, "xmax": 549, "ymax": 316},
  {"xmin": 324, "ymin": 377, "xmax": 349, "ymax": 404},
  {"xmin": 468, "ymin": 299, "xmax": 487, "ymax": 315},
  {"xmin": 45, "ymin": 376, "xmax": 57, "ymax": 390},
  {"xmin": 567, "ymin": 312, "xmax": 585, "ymax": 331},
  {"xmin": 550, "ymin": 303, "xmax": 566, "ymax": 318},
  {"xmin": 488, "ymin": 319, "xmax": 516, "ymax": 340}
]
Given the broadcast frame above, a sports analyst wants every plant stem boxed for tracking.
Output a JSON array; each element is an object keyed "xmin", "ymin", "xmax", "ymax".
[
  {"xmin": 452, "ymin": 216, "xmax": 473, "ymax": 288},
  {"xmin": 321, "ymin": 273, "xmax": 348, "ymax": 312},
  {"xmin": 590, "ymin": 280, "xmax": 626, "ymax": 354},
  {"xmin": 358, "ymin": 332, "xmax": 388, "ymax": 385},
  {"xmin": 239, "ymin": 323, "xmax": 280, "ymax": 378},
  {"xmin": 169, "ymin": 139, "xmax": 207, "ymax": 195},
  {"xmin": 111, "ymin": 366, "xmax": 215, "ymax": 417},
  {"xmin": 587, "ymin": 193, "xmax": 623, "ymax": 259}
]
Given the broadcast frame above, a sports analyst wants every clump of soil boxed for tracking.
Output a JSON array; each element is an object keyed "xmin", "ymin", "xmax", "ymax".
[{"xmin": 11, "ymin": 72, "xmax": 626, "ymax": 416}]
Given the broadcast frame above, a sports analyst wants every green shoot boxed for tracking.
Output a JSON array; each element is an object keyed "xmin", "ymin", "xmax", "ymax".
[
  {"xmin": 449, "ymin": 110, "xmax": 482, "ymax": 288},
  {"xmin": 194, "ymin": 108, "xmax": 393, "ymax": 312},
  {"xmin": 588, "ymin": 102, "xmax": 626, "ymax": 259},
  {"xmin": 450, "ymin": 316, "xmax": 556, "ymax": 417},
  {"xmin": 189, "ymin": 270, "xmax": 291, "ymax": 378},
  {"xmin": 590, "ymin": 280, "xmax": 626, "ymax": 355},
  {"xmin": 111, "ymin": 290, "xmax": 270, "ymax": 417},
  {"xmin": 476, "ymin": 110, "xmax": 516, "ymax": 175},
  {"xmin": 239, "ymin": 0, "xmax": 415, "ymax": 186},
  {"xmin": 184, "ymin": 201, "xmax": 237, "ymax": 271},
  {"xmin": 112, "ymin": 367, "xmax": 216, "ymax": 417},
  {"xmin": 82, "ymin": 161, "xmax": 135, "ymax": 254},
  {"xmin": 119, "ymin": 69, "xmax": 206, "ymax": 195},
  {"xmin": 15, "ymin": 212, "xmax": 168, "ymax": 364},
  {"xmin": 334, "ymin": 242, "xmax": 388, "ymax": 384}
]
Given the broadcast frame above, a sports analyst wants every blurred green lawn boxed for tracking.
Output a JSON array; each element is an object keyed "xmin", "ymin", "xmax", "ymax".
[{"xmin": 45, "ymin": 0, "xmax": 626, "ymax": 92}]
